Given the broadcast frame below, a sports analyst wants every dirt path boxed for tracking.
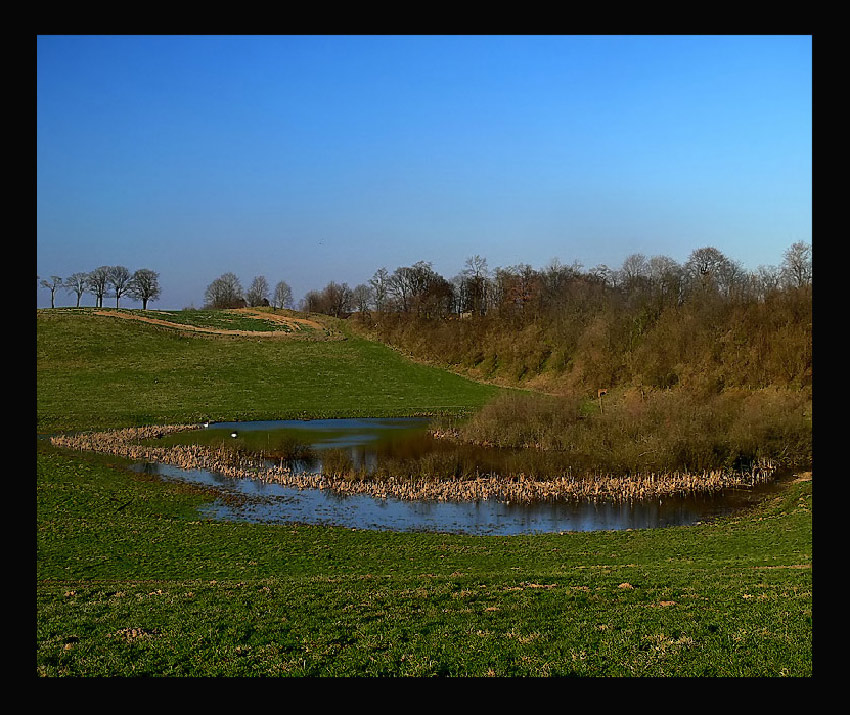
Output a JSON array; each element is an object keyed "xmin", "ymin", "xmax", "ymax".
[{"xmin": 92, "ymin": 308, "xmax": 326, "ymax": 338}]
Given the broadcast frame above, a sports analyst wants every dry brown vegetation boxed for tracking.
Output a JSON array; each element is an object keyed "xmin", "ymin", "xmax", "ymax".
[
  {"xmin": 344, "ymin": 246, "xmax": 811, "ymax": 477},
  {"xmin": 433, "ymin": 386, "xmax": 811, "ymax": 475},
  {"xmin": 49, "ymin": 425, "xmax": 780, "ymax": 504}
]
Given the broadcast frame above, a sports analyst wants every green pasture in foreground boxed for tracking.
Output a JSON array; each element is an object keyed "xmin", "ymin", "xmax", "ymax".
[
  {"xmin": 37, "ymin": 309, "xmax": 500, "ymax": 431},
  {"xmin": 37, "ymin": 444, "xmax": 812, "ymax": 676}
]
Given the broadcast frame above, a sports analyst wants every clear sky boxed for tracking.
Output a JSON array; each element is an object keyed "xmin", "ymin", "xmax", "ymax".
[{"xmin": 37, "ymin": 35, "xmax": 812, "ymax": 310}]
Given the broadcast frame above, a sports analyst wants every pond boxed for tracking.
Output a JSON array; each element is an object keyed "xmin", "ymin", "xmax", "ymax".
[{"xmin": 132, "ymin": 417, "xmax": 789, "ymax": 535}]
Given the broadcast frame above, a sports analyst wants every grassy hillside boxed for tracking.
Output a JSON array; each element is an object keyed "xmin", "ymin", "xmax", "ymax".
[
  {"xmin": 37, "ymin": 309, "xmax": 501, "ymax": 431},
  {"xmin": 36, "ymin": 308, "xmax": 812, "ymax": 677}
]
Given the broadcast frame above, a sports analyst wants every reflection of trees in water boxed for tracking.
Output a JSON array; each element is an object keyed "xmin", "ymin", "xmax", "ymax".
[
  {"xmin": 317, "ymin": 433, "xmax": 591, "ymax": 482},
  {"xmin": 53, "ymin": 422, "xmax": 780, "ymax": 504}
]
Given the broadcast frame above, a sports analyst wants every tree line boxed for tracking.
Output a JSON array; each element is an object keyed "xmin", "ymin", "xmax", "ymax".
[
  {"xmin": 316, "ymin": 241, "xmax": 812, "ymax": 394},
  {"xmin": 38, "ymin": 266, "xmax": 161, "ymax": 309},
  {"xmin": 204, "ymin": 273, "xmax": 294, "ymax": 311},
  {"xmin": 303, "ymin": 242, "xmax": 812, "ymax": 321}
]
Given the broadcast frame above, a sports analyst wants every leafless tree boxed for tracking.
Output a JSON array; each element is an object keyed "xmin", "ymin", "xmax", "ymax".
[
  {"xmin": 352, "ymin": 283, "xmax": 373, "ymax": 314},
  {"xmin": 369, "ymin": 267, "xmax": 390, "ymax": 312},
  {"xmin": 541, "ymin": 258, "xmax": 575, "ymax": 306},
  {"xmin": 619, "ymin": 253, "xmax": 651, "ymax": 294},
  {"xmin": 647, "ymin": 255, "xmax": 683, "ymax": 303},
  {"xmin": 40, "ymin": 275, "xmax": 62, "ymax": 308},
  {"xmin": 587, "ymin": 264, "xmax": 613, "ymax": 286},
  {"xmin": 272, "ymin": 281, "xmax": 293, "ymax": 310},
  {"xmin": 388, "ymin": 265, "xmax": 416, "ymax": 312},
  {"xmin": 753, "ymin": 264, "xmax": 782, "ymax": 299},
  {"xmin": 128, "ymin": 269, "xmax": 161, "ymax": 309},
  {"xmin": 87, "ymin": 266, "xmax": 111, "ymax": 308},
  {"xmin": 388, "ymin": 261, "xmax": 448, "ymax": 316},
  {"xmin": 64, "ymin": 272, "xmax": 90, "ymax": 308},
  {"xmin": 204, "ymin": 272, "xmax": 244, "ymax": 309},
  {"xmin": 300, "ymin": 290, "xmax": 322, "ymax": 313},
  {"xmin": 323, "ymin": 281, "xmax": 353, "ymax": 317},
  {"xmin": 107, "ymin": 266, "xmax": 133, "ymax": 308},
  {"xmin": 781, "ymin": 241, "xmax": 812, "ymax": 288},
  {"xmin": 685, "ymin": 246, "xmax": 729, "ymax": 279},
  {"xmin": 684, "ymin": 246, "xmax": 735, "ymax": 295},
  {"xmin": 461, "ymin": 255, "xmax": 490, "ymax": 316},
  {"xmin": 247, "ymin": 275, "xmax": 270, "ymax": 307}
]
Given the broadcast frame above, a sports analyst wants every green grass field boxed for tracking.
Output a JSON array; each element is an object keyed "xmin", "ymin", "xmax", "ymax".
[
  {"xmin": 36, "ymin": 309, "xmax": 812, "ymax": 676},
  {"xmin": 37, "ymin": 309, "xmax": 500, "ymax": 431}
]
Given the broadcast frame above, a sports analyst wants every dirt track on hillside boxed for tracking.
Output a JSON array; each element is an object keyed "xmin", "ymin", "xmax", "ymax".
[{"xmin": 92, "ymin": 308, "xmax": 327, "ymax": 338}]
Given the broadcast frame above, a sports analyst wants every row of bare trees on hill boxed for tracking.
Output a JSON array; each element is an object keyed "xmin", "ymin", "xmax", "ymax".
[
  {"xmin": 38, "ymin": 266, "xmax": 161, "ymax": 309},
  {"xmin": 204, "ymin": 273, "xmax": 294, "ymax": 311},
  {"xmin": 303, "ymin": 242, "xmax": 812, "ymax": 321}
]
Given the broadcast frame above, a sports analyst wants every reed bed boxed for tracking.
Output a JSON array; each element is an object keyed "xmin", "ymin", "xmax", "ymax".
[
  {"xmin": 433, "ymin": 386, "xmax": 812, "ymax": 475},
  {"xmin": 50, "ymin": 425, "xmax": 778, "ymax": 505}
]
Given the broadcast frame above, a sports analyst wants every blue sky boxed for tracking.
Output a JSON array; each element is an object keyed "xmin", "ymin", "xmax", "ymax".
[{"xmin": 37, "ymin": 35, "xmax": 812, "ymax": 310}]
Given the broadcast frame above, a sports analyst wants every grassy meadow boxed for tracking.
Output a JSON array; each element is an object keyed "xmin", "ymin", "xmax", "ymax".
[
  {"xmin": 36, "ymin": 308, "xmax": 812, "ymax": 676},
  {"xmin": 37, "ymin": 309, "xmax": 500, "ymax": 431}
]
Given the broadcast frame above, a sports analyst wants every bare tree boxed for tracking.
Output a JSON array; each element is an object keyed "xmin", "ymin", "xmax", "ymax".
[
  {"xmin": 684, "ymin": 246, "xmax": 735, "ymax": 296},
  {"xmin": 781, "ymin": 241, "xmax": 812, "ymax": 288},
  {"xmin": 40, "ymin": 275, "xmax": 62, "ymax": 308},
  {"xmin": 204, "ymin": 272, "xmax": 244, "ymax": 309},
  {"xmin": 128, "ymin": 269, "xmax": 161, "ymax": 309},
  {"xmin": 464, "ymin": 255, "xmax": 488, "ymax": 280},
  {"xmin": 300, "ymin": 289, "xmax": 323, "ymax": 313},
  {"xmin": 754, "ymin": 264, "xmax": 782, "ymax": 299},
  {"xmin": 388, "ymin": 261, "xmax": 443, "ymax": 315},
  {"xmin": 87, "ymin": 266, "xmax": 110, "ymax": 308},
  {"xmin": 619, "ymin": 253, "xmax": 650, "ymax": 293},
  {"xmin": 323, "ymin": 281, "xmax": 353, "ymax": 317},
  {"xmin": 462, "ymin": 255, "xmax": 489, "ymax": 316},
  {"xmin": 64, "ymin": 272, "xmax": 90, "ymax": 308},
  {"xmin": 719, "ymin": 259, "xmax": 748, "ymax": 299},
  {"xmin": 647, "ymin": 256, "xmax": 683, "ymax": 299},
  {"xmin": 108, "ymin": 266, "xmax": 133, "ymax": 307},
  {"xmin": 388, "ymin": 265, "xmax": 415, "ymax": 312},
  {"xmin": 246, "ymin": 275, "xmax": 270, "ymax": 307},
  {"xmin": 369, "ymin": 267, "xmax": 390, "ymax": 313},
  {"xmin": 352, "ymin": 283, "xmax": 373, "ymax": 314},
  {"xmin": 272, "ymin": 280, "xmax": 293, "ymax": 310},
  {"xmin": 588, "ymin": 264, "xmax": 614, "ymax": 285}
]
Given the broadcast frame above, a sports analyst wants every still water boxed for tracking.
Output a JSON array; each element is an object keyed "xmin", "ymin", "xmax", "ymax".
[{"xmin": 135, "ymin": 418, "xmax": 786, "ymax": 535}]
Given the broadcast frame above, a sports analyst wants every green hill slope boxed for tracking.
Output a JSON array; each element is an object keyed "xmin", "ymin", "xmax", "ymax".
[{"xmin": 37, "ymin": 309, "xmax": 501, "ymax": 431}]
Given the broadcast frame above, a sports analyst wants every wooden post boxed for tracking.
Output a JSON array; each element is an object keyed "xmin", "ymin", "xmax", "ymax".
[{"xmin": 597, "ymin": 388, "xmax": 608, "ymax": 413}]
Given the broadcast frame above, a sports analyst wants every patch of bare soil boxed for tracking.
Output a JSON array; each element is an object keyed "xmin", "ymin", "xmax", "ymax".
[
  {"xmin": 92, "ymin": 309, "xmax": 325, "ymax": 338},
  {"xmin": 234, "ymin": 307, "xmax": 325, "ymax": 331}
]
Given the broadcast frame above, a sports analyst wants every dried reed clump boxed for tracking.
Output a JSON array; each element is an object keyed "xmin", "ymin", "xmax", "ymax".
[{"xmin": 49, "ymin": 423, "xmax": 779, "ymax": 505}]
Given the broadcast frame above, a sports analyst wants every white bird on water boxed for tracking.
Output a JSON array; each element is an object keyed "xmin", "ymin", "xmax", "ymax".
[
  {"xmin": 231, "ymin": 432, "xmax": 238, "ymax": 438},
  {"xmin": 203, "ymin": 421, "xmax": 210, "ymax": 428}
]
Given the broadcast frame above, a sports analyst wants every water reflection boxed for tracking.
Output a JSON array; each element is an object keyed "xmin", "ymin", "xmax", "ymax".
[{"xmin": 134, "ymin": 417, "xmax": 786, "ymax": 534}]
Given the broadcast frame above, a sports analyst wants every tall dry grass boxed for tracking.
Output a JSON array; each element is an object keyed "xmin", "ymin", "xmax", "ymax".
[{"xmin": 436, "ymin": 386, "xmax": 811, "ymax": 476}]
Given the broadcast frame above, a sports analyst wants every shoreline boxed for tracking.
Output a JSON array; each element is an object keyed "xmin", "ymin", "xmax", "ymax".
[{"xmin": 49, "ymin": 424, "xmax": 782, "ymax": 505}]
